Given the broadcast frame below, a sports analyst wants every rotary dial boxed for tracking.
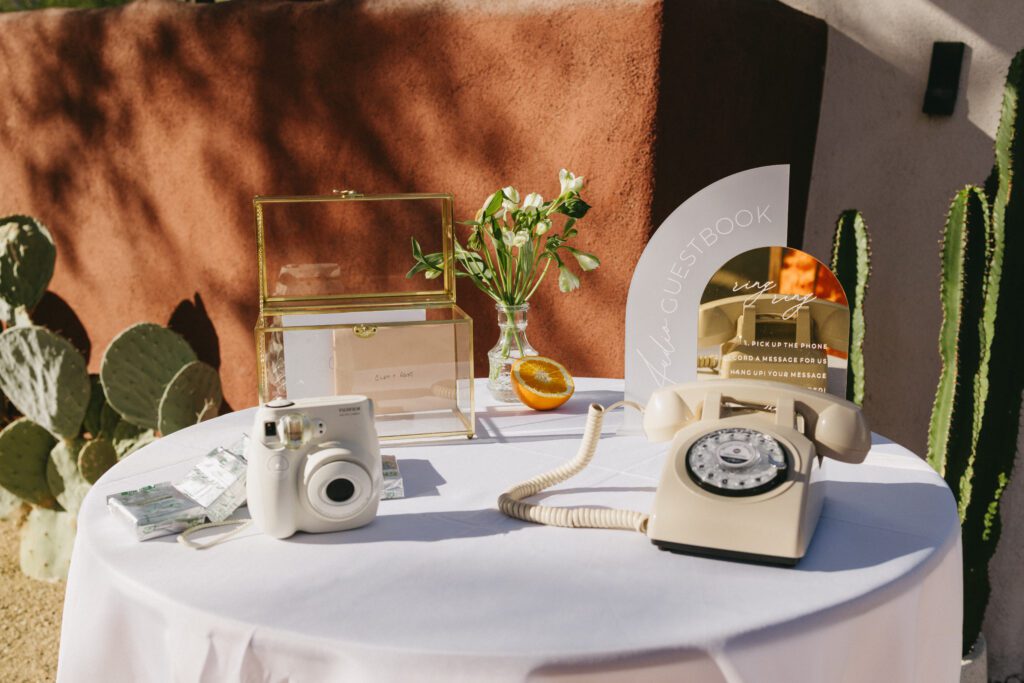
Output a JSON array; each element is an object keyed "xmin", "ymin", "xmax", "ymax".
[{"xmin": 686, "ymin": 427, "xmax": 788, "ymax": 496}]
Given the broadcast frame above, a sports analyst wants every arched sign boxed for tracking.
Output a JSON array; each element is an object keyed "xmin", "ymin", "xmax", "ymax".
[
  {"xmin": 696, "ymin": 246, "xmax": 850, "ymax": 398},
  {"xmin": 622, "ymin": 165, "xmax": 789, "ymax": 433}
]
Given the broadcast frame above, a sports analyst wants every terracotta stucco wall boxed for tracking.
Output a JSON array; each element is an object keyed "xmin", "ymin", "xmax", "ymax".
[{"xmin": 0, "ymin": 0, "xmax": 825, "ymax": 413}]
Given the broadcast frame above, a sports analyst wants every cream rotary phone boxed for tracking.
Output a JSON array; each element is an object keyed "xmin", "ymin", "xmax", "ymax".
[{"xmin": 498, "ymin": 380, "xmax": 870, "ymax": 565}]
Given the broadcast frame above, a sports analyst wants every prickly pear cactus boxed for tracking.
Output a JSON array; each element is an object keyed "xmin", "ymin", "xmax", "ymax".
[
  {"xmin": 0, "ymin": 215, "xmax": 56, "ymax": 326},
  {"xmin": 0, "ymin": 418, "xmax": 58, "ymax": 509},
  {"xmin": 82, "ymin": 375, "xmax": 106, "ymax": 438},
  {"xmin": 50, "ymin": 439, "xmax": 89, "ymax": 515},
  {"xmin": 45, "ymin": 453, "xmax": 63, "ymax": 503},
  {"xmin": 0, "ymin": 486, "xmax": 24, "ymax": 522},
  {"xmin": 0, "ymin": 326, "xmax": 90, "ymax": 439},
  {"xmin": 112, "ymin": 420, "xmax": 156, "ymax": 460},
  {"xmin": 77, "ymin": 439, "xmax": 117, "ymax": 485},
  {"xmin": 100, "ymin": 324, "xmax": 196, "ymax": 430},
  {"xmin": 19, "ymin": 507, "xmax": 76, "ymax": 582},
  {"xmin": 158, "ymin": 361, "xmax": 222, "ymax": 435},
  {"xmin": 99, "ymin": 402, "xmax": 120, "ymax": 439}
]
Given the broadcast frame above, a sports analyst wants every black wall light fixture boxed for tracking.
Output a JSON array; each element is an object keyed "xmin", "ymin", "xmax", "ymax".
[{"xmin": 923, "ymin": 41, "xmax": 966, "ymax": 116}]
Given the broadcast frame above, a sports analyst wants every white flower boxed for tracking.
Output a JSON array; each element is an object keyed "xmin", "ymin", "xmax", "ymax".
[
  {"xmin": 522, "ymin": 193, "xmax": 544, "ymax": 210},
  {"xmin": 534, "ymin": 219, "xmax": 551, "ymax": 236},
  {"xmin": 501, "ymin": 186, "xmax": 520, "ymax": 212},
  {"xmin": 502, "ymin": 230, "xmax": 529, "ymax": 248},
  {"xmin": 559, "ymin": 169, "xmax": 584, "ymax": 195}
]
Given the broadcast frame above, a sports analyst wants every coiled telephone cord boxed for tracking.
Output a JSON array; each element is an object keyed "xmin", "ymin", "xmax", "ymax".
[{"xmin": 498, "ymin": 401, "xmax": 650, "ymax": 534}]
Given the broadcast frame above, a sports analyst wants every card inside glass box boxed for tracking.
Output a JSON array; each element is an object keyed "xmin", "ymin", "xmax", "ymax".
[{"xmin": 253, "ymin": 191, "xmax": 474, "ymax": 440}]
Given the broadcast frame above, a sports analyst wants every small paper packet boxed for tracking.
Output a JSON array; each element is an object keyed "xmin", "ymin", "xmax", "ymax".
[
  {"xmin": 107, "ymin": 483, "xmax": 206, "ymax": 541},
  {"xmin": 173, "ymin": 437, "xmax": 249, "ymax": 522},
  {"xmin": 381, "ymin": 454, "xmax": 404, "ymax": 500}
]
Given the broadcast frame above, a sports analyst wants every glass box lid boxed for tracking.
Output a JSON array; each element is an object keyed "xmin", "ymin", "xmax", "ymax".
[{"xmin": 254, "ymin": 190, "xmax": 455, "ymax": 312}]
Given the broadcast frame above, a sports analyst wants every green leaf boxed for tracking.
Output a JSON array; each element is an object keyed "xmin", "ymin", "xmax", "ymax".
[
  {"xmin": 466, "ymin": 225, "xmax": 484, "ymax": 251},
  {"xmin": 557, "ymin": 196, "xmax": 591, "ymax": 219},
  {"xmin": 558, "ymin": 266, "xmax": 580, "ymax": 293},
  {"xmin": 406, "ymin": 262, "xmax": 431, "ymax": 279},
  {"xmin": 566, "ymin": 247, "xmax": 600, "ymax": 271},
  {"xmin": 483, "ymin": 191, "xmax": 504, "ymax": 217},
  {"xmin": 562, "ymin": 217, "xmax": 578, "ymax": 239},
  {"xmin": 456, "ymin": 251, "xmax": 487, "ymax": 277},
  {"xmin": 411, "ymin": 236, "xmax": 423, "ymax": 261}
]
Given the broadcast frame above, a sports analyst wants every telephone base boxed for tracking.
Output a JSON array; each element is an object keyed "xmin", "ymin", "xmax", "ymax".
[{"xmin": 651, "ymin": 539, "xmax": 799, "ymax": 567}]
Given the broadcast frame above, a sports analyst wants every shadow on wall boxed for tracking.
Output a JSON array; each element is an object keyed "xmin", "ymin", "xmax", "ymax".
[
  {"xmin": 0, "ymin": 0, "xmax": 826, "ymax": 413},
  {"xmin": 31, "ymin": 291, "xmax": 91, "ymax": 363},
  {"xmin": 652, "ymin": 0, "xmax": 826, "ymax": 250}
]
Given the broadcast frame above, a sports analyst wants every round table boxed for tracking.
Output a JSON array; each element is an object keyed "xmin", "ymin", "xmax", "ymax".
[{"xmin": 57, "ymin": 379, "xmax": 962, "ymax": 683}]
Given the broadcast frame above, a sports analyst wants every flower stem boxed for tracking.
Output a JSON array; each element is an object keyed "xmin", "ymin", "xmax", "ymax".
[{"xmin": 523, "ymin": 258, "xmax": 552, "ymax": 301}]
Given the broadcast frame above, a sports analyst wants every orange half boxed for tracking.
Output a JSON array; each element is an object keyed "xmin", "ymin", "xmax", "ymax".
[{"xmin": 511, "ymin": 356, "xmax": 575, "ymax": 411}]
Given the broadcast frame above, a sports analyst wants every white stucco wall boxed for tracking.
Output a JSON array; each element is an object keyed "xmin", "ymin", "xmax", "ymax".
[{"xmin": 781, "ymin": 1, "xmax": 1024, "ymax": 679}]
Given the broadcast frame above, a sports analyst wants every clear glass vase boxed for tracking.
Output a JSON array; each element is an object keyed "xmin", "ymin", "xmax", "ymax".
[{"xmin": 487, "ymin": 303, "xmax": 538, "ymax": 402}]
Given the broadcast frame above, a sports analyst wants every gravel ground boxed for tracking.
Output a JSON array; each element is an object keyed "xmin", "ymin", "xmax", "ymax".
[{"xmin": 0, "ymin": 510, "xmax": 65, "ymax": 683}]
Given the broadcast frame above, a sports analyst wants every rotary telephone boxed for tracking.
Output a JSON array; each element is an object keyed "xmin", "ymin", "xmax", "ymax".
[
  {"xmin": 697, "ymin": 295, "xmax": 849, "ymax": 391},
  {"xmin": 498, "ymin": 380, "xmax": 870, "ymax": 566}
]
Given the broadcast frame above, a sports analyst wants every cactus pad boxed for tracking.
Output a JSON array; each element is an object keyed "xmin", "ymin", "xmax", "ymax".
[
  {"xmin": 78, "ymin": 439, "xmax": 117, "ymax": 484},
  {"xmin": 0, "ymin": 215, "xmax": 56, "ymax": 325},
  {"xmin": 0, "ymin": 326, "xmax": 90, "ymax": 438},
  {"xmin": 0, "ymin": 418, "xmax": 58, "ymax": 508},
  {"xmin": 158, "ymin": 361, "xmax": 222, "ymax": 435},
  {"xmin": 82, "ymin": 375, "xmax": 106, "ymax": 438},
  {"xmin": 50, "ymin": 439, "xmax": 89, "ymax": 515},
  {"xmin": 112, "ymin": 420, "xmax": 156, "ymax": 460},
  {"xmin": 19, "ymin": 507, "xmax": 76, "ymax": 582},
  {"xmin": 46, "ymin": 453, "xmax": 63, "ymax": 504},
  {"xmin": 99, "ymin": 403, "xmax": 120, "ymax": 439},
  {"xmin": 100, "ymin": 323, "xmax": 196, "ymax": 430},
  {"xmin": 0, "ymin": 485, "xmax": 26, "ymax": 522}
]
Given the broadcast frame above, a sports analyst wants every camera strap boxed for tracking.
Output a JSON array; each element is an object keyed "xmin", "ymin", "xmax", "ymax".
[{"xmin": 177, "ymin": 519, "xmax": 252, "ymax": 550}]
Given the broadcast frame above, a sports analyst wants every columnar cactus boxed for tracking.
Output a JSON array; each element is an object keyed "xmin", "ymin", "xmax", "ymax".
[
  {"xmin": 927, "ymin": 48, "xmax": 1024, "ymax": 656},
  {"xmin": 927, "ymin": 186, "xmax": 989, "ymax": 493},
  {"xmin": 830, "ymin": 210, "xmax": 872, "ymax": 406},
  {"xmin": 958, "ymin": 48, "xmax": 1024, "ymax": 657}
]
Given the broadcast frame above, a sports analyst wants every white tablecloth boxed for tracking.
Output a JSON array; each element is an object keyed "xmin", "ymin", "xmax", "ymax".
[{"xmin": 57, "ymin": 379, "xmax": 962, "ymax": 682}]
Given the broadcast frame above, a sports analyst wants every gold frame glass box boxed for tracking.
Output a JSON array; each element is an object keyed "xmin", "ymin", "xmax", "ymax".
[{"xmin": 253, "ymin": 190, "xmax": 474, "ymax": 440}]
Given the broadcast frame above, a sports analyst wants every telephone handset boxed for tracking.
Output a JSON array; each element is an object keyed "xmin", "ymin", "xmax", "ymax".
[{"xmin": 498, "ymin": 380, "xmax": 870, "ymax": 566}]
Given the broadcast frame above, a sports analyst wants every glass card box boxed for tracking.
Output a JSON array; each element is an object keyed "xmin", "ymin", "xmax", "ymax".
[{"xmin": 253, "ymin": 190, "xmax": 474, "ymax": 440}]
